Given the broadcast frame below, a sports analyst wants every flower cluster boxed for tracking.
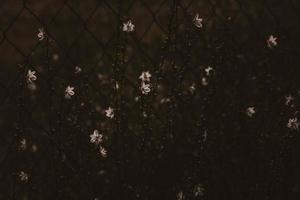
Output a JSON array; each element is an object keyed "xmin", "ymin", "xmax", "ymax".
[
  {"xmin": 122, "ymin": 20, "xmax": 135, "ymax": 32},
  {"xmin": 139, "ymin": 71, "xmax": 152, "ymax": 95},
  {"xmin": 287, "ymin": 117, "xmax": 299, "ymax": 131},
  {"xmin": 90, "ymin": 130, "xmax": 107, "ymax": 157},
  {"xmin": 193, "ymin": 13, "xmax": 203, "ymax": 28},
  {"xmin": 19, "ymin": 171, "xmax": 29, "ymax": 182},
  {"xmin": 25, "ymin": 70, "xmax": 80, "ymax": 100},
  {"xmin": 37, "ymin": 28, "xmax": 46, "ymax": 41}
]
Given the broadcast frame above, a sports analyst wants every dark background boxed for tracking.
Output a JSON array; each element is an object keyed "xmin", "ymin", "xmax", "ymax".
[{"xmin": 1, "ymin": 0, "xmax": 300, "ymax": 199}]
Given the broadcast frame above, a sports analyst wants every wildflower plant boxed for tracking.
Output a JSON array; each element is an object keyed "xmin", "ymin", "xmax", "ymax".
[{"xmin": 1, "ymin": 0, "xmax": 300, "ymax": 199}]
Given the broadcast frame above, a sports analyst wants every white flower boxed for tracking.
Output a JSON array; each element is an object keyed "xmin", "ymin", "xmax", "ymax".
[
  {"xmin": 90, "ymin": 129, "xmax": 103, "ymax": 145},
  {"xmin": 65, "ymin": 86, "xmax": 75, "ymax": 99},
  {"xmin": 139, "ymin": 71, "xmax": 152, "ymax": 95},
  {"xmin": 28, "ymin": 82, "xmax": 37, "ymax": 91},
  {"xmin": 105, "ymin": 107, "xmax": 114, "ymax": 119},
  {"xmin": 143, "ymin": 111, "xmax": 147, "ymax": 117},
  {"xmin": 285, "ymin": 95, "xmax": 294, "ymax": 106},
  {"xmin": 201, "ymin": 77, "xmax": 208, "ymax": 86},
  {"xmin": 246, "ymin": 106, "xmax": 256, "ymax": 117},
  {"xmin": 177, "ymin": 191, "xmax": 185, "ymax": 200},
  {"xmin": 32, "ymin": 144, "xmax": 38, "ymax": 153},
  {"xmin": 139, "ymin": 71, "xmax": 152, "ymax": 82},
  {"xmin": 140, "ymin": 82, "xmax": 151, "ymax": 95},
  {"xmin": 205, "ymin": 66, "xmax": 213, "ymax": 76},
  {"xmin": 19, "ymin": 171, "xmax": 29, "ymax": 182},
  {"xmin": 203, "ymin": 130, "xmax": 208, "ymax": 142},
  {"xmin": 75, "ymin": 66, "xmax": 82, "ymax": 74},
  {"xmin": 27, "ymin": 70, "xmax": 37, "ymax": 83},
  {"xmin": 160, "ymin": 98, "xmax": 171, "ymax": 104},
  {"xmin": 287, "ymin": 117, "xmax": 299, "ymax": 130},
  {"xmin": 267, "ymin": 35, "xmax": 277, "ymax": 48},
  {"xmin": 193, "ymin": 13, "xmax": 203, "ymax": 28},
  {"xmin": 122, "ymin": 20, "xmax": 135, "ymax": 32},
  {"xmin": 19, "ymin": 138, "xmax": 27, "ymax": 151},
  {"xmin": 189, "ymin": 83, "xmax": 196, "ymax": 94},
  {"xmin": 99, "ymin": 146, "xmax": 107, "ymax": 157},
  {"xmin": 37, "ymin": 28, "xmax": 45, "ymax": 41},
  {"xmin": 52, "ymin": 53, "xmax": 59, "ymax": 61},
  {"xmin": 115, "ymin": 81, "xmax": 120, "ymax": 90},
  {"xmin": 135, "ymin": 96, "xmax": 140, "ymax": 102},
  {"xmin": 193, "ymin": 184, "xmax": 205, "ymax": 197}
]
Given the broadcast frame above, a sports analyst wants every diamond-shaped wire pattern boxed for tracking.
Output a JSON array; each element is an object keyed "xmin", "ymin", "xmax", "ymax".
[{"xmin": 1, "ymin": 0, "xmax": 300, "ymax": 199}]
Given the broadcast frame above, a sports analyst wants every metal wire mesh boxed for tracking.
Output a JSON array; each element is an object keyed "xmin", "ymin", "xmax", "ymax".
[{"xmin": 1, "ymin": 0, "xmax": 300, "ymax": 199}]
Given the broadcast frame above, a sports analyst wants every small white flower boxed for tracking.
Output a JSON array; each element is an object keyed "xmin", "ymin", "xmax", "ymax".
[
  {"xmin": 90, "ymin": 129, "xmax": 103, "ymax": 145},
  {"xmin": 193, "ymin": 13, "xmax": 203, "ymax": 28},
  {"xmin": 122, "ymin": 20, "xmax": 135, "ymax": 32},
  {"xmin": 203, "ymin": 130, "xmax": 208, "ymax": 142},
  {"xmin": 115, "ymin": 81, "xmax": 120, "ymax": 90},
  {"xmin": 140, "ymin": 82, "xmax": 151, "ymax": 95},
  {"xmin": 267, "ymin": 35, "xmax": 277, "ymax": 48},
  {"xmin": 201, "ymin": 77, "xmax": 208, "ymax": 86},
  {"xmin": 37, "ymin": 28, "xmax": 46, "ymax": 41},
  {"xmin": 160, "ymin": 98, "xmax": 171, "ymax": 104},
  {"xmin": 193, "ymin": 184, "xmax": 205, "ymax": 197},
  {"xmin": 28, "ymin": 82, "xmax": 37, "ymax": 92},
  {"xmin": 285, "ymin": 95, "xmax": 294, "ymax": 106},
  {"xmin": 139, "ymin": 71, "xmax": 152, "ymax": 82},
  {"xmin": 52, "ymin": 53, "xmax": 59, "ymax": 61},
  {"xmin": 287, "ymin": 117, "xmax": 299, "ymax": 130},
  {"xmin": 32, "ymin": 144, "xmax": 38, "ymax": 153},
  {"xmin": 65, "ymin": 86, "xmax": 75, "ymax": 99},
  {"xmin": 19, "ymin": 138, "xmax": 27, "ymax": 151},
  {"xmin": 105, "ymin": 107, "xmax": 114, "ymax": 119},
  {"xmin": 189, "ymin": 83, "xmax": 196, "ymax": 94},
  {"xmin": 19, "ymin": 171, "xmax": 29, "ymax": 182},
  {"xmin": 205, "ymin": 66, "xmax": 213, "ymax": 76},
  {"xmin": 246, "ymin": 106, "xmax": 256, "ymax": 117},
  {"xmin": 99, "ymin": 145, "xmax": 107, "ymax": 157},
  {"xmin": 27, "ymin": 70, "xmax": 37, "ymax": 83},
  {"xmin": 177, "ymin": 191, "xmax": 185, "ymax": 200},
  {"xmin": 75, "ymin": 66, "xmax": 82, "ymax": 74},
  {"xmin": 143, "ymin": 111, "xmax": 148, "ymax": 117},
  {"xmin": 135, "ymin": 96, "xmax": 140, "ymax": 102}
]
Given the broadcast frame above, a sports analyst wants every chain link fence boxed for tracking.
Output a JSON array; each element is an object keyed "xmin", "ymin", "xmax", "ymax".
[{"xmin": 1, "ymin": 0, "xmax": 300, "ymax": 199}]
